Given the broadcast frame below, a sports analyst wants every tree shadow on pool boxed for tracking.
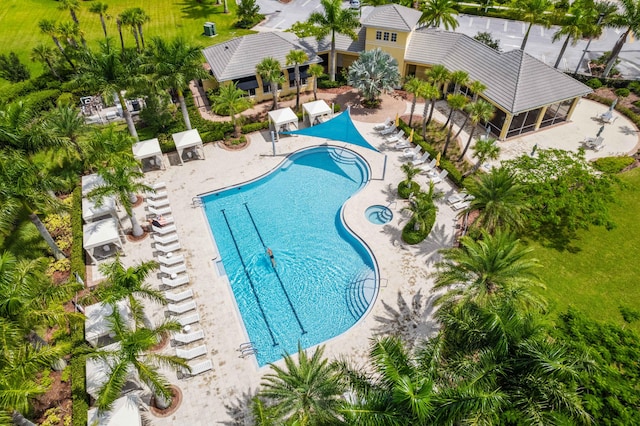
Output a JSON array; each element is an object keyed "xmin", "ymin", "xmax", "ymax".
[
  {"xmin": 221, "ymin": 387, "xmax": 258, "ymax": 426},
  {"xmin": 372, "ymin": 290, "xmax": 439, "ymax": 349}
]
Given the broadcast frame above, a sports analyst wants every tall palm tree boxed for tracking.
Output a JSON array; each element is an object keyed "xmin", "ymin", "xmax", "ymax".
[
  {"xmin": 88, "ymin": 160, "xmax": 151, "ymax": 237},
  {"xmin": 442, "ymin": 94, "xmax": 468, "ymax": 155},
  {"xmin": 38, "ymin": 19, "xmax": 75, "ymax": 70},
  {"xmin": 31, "ymin": 44, "xmax": 60, "ymax": 80},
  {"xmin": 308, "ymin": 0, "xmax": 360, "ymax": 81},
  {"xmin": 58, "ymin": 0, "xmax": 80, "ymax": 25},
  {"xmin": 81, "ymin": 126, "xmax": 136, "ymax": 173},
  {"xmin": 119, "ymin": 9, "xmax": 141, "ymax": 52},
  {"xmin": 553, "ymin": 1, "xmax": 599, "ymax": 69},
  {"xmin": 47, "ymin": 105, "xmax": 86, "ymax": 158},
  {"xmin": 511, "ymin": 0, "xmax": 554, "ymax": 51},
  {"xmin": 256, "ymin": 57, "xmax": 285, "ymax": 111},
  {"xmin": 130, "ymin": 8, "xmax": 151, "ymax": 50},
  {"xmin": 286, "ymin": 50, "xmax": 309, "ymax": 112},
  {"xmin": 211, "ymin": 82, "xmax": 252, "ymax": 138},
  {"xmin": 89, "ymin": 2, "xmax": 110, "ymax": 39},
  {"xmin": 144, "ymin": 36, "xmax": 208, "ymax": 130},
  {"xmin": 86, "ymin": 308, "xmax": 187, "ymax": 413},
  {"xmin": 308, "ymin": 63, "xmax": 324, "ymax": 101},
  {"xmin": 425, "ymin": 64, "xmax": 450, "ymax": 125},
  {"xmin": 464, "ymin": 167, "xmax": 528, "ymax": 233},
  {"xmin": 404, "ymin": 77, "xmax": 423, "ymax": 127},
  {"xmin": 457, "ymin": 100, "xmax": 495, "ymax": 162},
  {"xmin": 0, "ymin": 101, "xmax": 60, "ymax": 154},
  {"xmin": 418, "ymin": 82, "xmax": 439, "ymax": 139},
  {"xmin": 419, "ymin": 0, "xmax": 459, "ymax": 30},
  {"xmin": 116, "ymin": 18, "xmax": 125, "ymax": 50},
  {"xmin": 467, "ymin": 136, "xmax": 500, "ymax": 176},
  {"xmin": 603, "ymin": 0, "xmax": 640, "ymax": 77},
  {"xmin": 433, "ymin": 230, "xmax": 545, "ymax": 309},
  {"xmin": 449, "ymin": 70, "xmax": 469, "ymax": 95},
  {"xmin": 347, "ymin": 48, "xmax": 400, "ymax": 103},
  {"xmin": 58, "ymin": 21, "xmax": 80, "ymax": 48},
  {"xmin": 256, "ymin": 345, "xmax": 344, "ymax": 425},
  {"xmin": 403, "ymin": 189, "xmax": 438, "ymax": 233},
  {"xmin": 76, "ymin": 40, "xmax": 142, "ymax": 139},
  {"xmin": 469, "ymin": 80, "xmax": 487, "ymax": 102}
]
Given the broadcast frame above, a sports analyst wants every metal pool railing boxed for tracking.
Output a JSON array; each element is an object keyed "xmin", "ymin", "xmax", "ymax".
[
  {"xmin": 243, "ymin": 203, "xmax": 307, "ymax": 335},
  {"xmin": 220, "ymin": 209, "xmax": 278, "ymax": 347}
]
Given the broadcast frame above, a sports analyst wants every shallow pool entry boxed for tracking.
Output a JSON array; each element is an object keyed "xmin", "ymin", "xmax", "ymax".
[{"xmin": 365, "ymin": 205, "xmax": 393, "ymax": 225}]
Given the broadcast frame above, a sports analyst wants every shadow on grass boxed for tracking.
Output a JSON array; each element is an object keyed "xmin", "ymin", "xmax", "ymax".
[{"xmin": 178, "ymin": 0, "xmax": 226, "ymax": 21}]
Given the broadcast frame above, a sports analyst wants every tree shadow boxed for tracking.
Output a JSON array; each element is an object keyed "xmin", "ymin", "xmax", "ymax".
[
  {"xmin": 178, "ymin": 0, "xmax": 225, "ymax": 21},
  {"xmin": 413, "ymin": 223, "xmax": 451, "ymax": 265},
  {"xmin": 221, "ymin": 387, "xmax": 258, "ymax": 425},
  {"xmin": 618, "ymin": 124, "xmax": 638, "ymax": 136}
]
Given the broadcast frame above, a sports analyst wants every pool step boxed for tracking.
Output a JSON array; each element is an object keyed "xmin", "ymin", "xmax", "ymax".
[
  {"xmin": 346, "ymin": 277, "xmax": 375, "ymax": 320},
  {"xmin": 329, "ymin": 148, "xmax": 358, "ymax": 165}
]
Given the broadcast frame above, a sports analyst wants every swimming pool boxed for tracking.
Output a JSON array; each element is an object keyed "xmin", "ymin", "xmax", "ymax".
[{"xmin": 201, "ymin": 146, "xmax": 378, "ymax": 366}]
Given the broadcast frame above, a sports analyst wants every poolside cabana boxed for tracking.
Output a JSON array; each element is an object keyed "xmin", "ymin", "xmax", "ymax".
[
  {"xmin": 132, "ymin": 138, "xmax": 165, "ymax": 170},
  {"xmin": 172, "ymin": 129, "xmax": 205, "ymax": 165},
  {"xmin": 86, "ymin": 342, "xmax": 140, "ymax": 401},
  {"xmin": 268, "ymin": 107, "xmax": 299, "ymax": 133},
  {"xmin": 303, "ymin": 100, "xmax": 332, "ymax": 126},
  {"xmin": 87, "ymin": 395, "xmax": 142, "ymax": 426},
  {"xmin": 82, "ymin": 173, "xmax": 105, "ymax": 196},
  {"xmin": 85, "ymin": 300, "xmax": 131, "ymax": 347},
  {"xmin": 83, "ymin": 217, "xmax": 123, "ymax": 264},
  {"xmin": 82, "ymin": 195, "xmax": 118, "ymax": 223}
]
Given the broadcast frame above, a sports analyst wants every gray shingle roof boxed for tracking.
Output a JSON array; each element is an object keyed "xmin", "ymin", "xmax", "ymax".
[
  {"xmin": 405, "ymin": 29, "xmax": 591, "ymax": 113},
  {"xmin": 360, "ymin": 4, "xmax": 423, "ymax": 32},
  {"xmin": 202, "ymin": 32, "xmax": 321, "ymax": 82},
  {"xmin": 303, "ymin": 27, "xmax": 367, "ymax": 54}
]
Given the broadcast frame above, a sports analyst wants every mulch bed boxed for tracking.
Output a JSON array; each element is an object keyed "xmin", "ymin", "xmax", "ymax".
[{"xmin": 150, "ymin": 385, "xmax": 183, "ymax": 417}]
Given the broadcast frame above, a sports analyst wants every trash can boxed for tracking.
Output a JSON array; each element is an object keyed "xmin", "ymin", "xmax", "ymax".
[
  {"xmin": 131, "ymin": 100, "xmax": 140, "ymax": 111},
  {"xmin": 204, "ymin": 22, "xmax": 216, "ymax": 37}
]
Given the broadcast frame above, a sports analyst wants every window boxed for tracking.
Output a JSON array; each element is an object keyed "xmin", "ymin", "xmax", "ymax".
[
  {"xmin": 376, "ymin": 31, "xmax": 382, "ymax": 40},
  {"xmin": 391, "ymin": 33, "xmax": 397, "ymax": 42},
  {"xmin": 383, "ymin": 32, "xmax": 389, "ymax": 41}
]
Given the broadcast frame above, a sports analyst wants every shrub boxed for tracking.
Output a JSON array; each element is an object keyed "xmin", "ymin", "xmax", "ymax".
[
  {"xmin": 318, "ymin": 78, "xmax": 341, "ymax": 89},
  {"xmin": 0, "ymin": 79, "xmax": 35, "ymax": 104},
  {"xmin": 629, "ymin": 81, "xmax": 640, "ymax": 95},
  {"xmin": 615, "ymin": 88, "xmax": 630, "ymax": 97},
  {"xmin": 241, "ymin": 121, "xmax": 270, "ymax": 133},
  {"xmin": 592, "ymin": 156, "xmax": 635, "ymax": 174},
  {"xmin": 401, "ymin": 208, "xmax": 436, "ymax": 244},
  {"xmin": 70, "ymin": 186, "xmax": 84, "ymax": 283},
  {"xmin": 586, "ymin": 78, "xmax": 603, "ymax": 89},
  {"xmin": 22, "ymin": 88, "xmax": 61, "ymax": 113},
  {"xmin": 398, "ymin": 180, "xmax": 420, "ymax": 199}
]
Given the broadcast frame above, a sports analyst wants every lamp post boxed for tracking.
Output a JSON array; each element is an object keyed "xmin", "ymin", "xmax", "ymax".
[{"xmin": 574, "ymin": 13, "xmax": 606, "ymax": 75}]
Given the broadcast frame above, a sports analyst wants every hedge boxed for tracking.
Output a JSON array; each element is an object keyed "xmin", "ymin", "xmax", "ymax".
[
  {"xmin": 592, "ymin": 156, "xmax": 635, "ymax": 174},
  {"xmin": 70, "ymin": 186, "xmax": 84, "ymax": 283},
  {"xmin": 587, "ymin": 93, "xmax": 640, "ymax": 130},
  {"xmin": 402, "ymin": 208, "xmax": 437, "ymax": 244},
  {"xmin": 241, "ymin": 121, "xmax": 270, "ymax": 133}
]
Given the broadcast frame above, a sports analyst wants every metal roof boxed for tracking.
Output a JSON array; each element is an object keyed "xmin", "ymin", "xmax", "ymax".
[
  {"xmin": 302, "ymin": 27, "xmax": 367, "ymax": 55},
  {"xmin": 360, "ymin": 4, "xmax": 423, "ymax": 32},
  {"xmin": 405, "ymin": 29, "xmax": 592, "ymax": 113}
]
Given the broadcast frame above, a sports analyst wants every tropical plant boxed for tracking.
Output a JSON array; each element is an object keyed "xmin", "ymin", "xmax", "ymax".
[
  {"xmin": 255, "ymin": 345, "xmax": 344, "ymax": 425},
  {"xmin": 466, "ymin": 136, "xmax": 500, "ymax": 175},
  {"xmin": 553, "ymin": 1, "xmax": 600, "ymax": 68},
  {"xmin": 308, "ymin": 0, "xmax": 360, "ymax": 81},
  {"xmin": 457, "ymin": 100, "xmax": 495, "ymax": 161},
  {"xmin": 31, "ymin": 44, "xmax": 60, "ymax": 80},
  {"xmin": 448, "ymin": 70, "xmax": 469, "ymax": 95},
  {"xmin": 398, "ymin": 163, "xmax": 421, "ymax": 199},
  {"xmin": 81, "ymin": 126, "xmax": 136, "ymax": 173},
  {"xmin": 402, "ymin": 186, "xmax": 439, "ymax": 237},
  {"xmin": 236, "ymin": 0, "xmax": 263, "ymax": 28},
  {"xmin": 0, "ymin": 53, "xmax": 30, "ymax": 83},
  {"xmin": 602, "ymin": 0, "xmax": 640, "ymax": 77},
  {"xmin": 38, "ymin": 19, "xmax": 75, "ymax": 70},
  {"xmin": 347, "ymin": 48, "xmax": 400, "ymax": 105},
  {"xmin": 442, "ymin": 94, "xmax": 468, "ymax": 155},
  {"xmin": 116, "ymin": 17, "xmax": 125, "ymax": 51},
  {"xmin": 58, "ymin": 21, "xmax": 81, "ymax": 48},
  {"xmin": 510, "ymin": 0, "xmax": 555, "ymax": 51},
  {"xmin": 404, "ymin": 77, "xmax": 423, "ymax": 127},
  {"xmin": 473, "ymin": 31, "xmax": 501, "ymax": 51},
  {"xmin": 286, "ymin": 50, "xmax": 309, "ymax": 112},
  {"xmin": 120, "ymin": 8, "xmax": 151, "ymax": 52},
  {"xmin": 211, "ymin": 82, "xmax": 252, "ymax": 138},
  {"xmin": 425, "ymin": 64, "xmax": 450, "ymax": 125},
  {"xmin": 58, "ymin": 0, "xmax": 80, "ymax": 25},
  {"xmin": 47, "ymin": 105, "xmax": 86, "ymax": 158},
  {"xmin": 144, "ymin": 36, "xmax": 207, "ymax": 130},
  {"xmin": 89, "ymin": 2, "xmax": 110, "ymax": 39},
  {"xmin": 419, "ymin": 0, "xmax": 459, "ymax": 30},
  {"xmin": 308, "ymin": 64, "xmax": 325, "ymax": 101},
  {"xmin": 417, "ymin": 82, "xmax": 439, "ymax": 140},
  {"xmin": 256, "ymin": 57, "xmax": 285, "ymax": 110}
]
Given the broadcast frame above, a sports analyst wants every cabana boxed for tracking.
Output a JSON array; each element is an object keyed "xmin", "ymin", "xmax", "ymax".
[
  {"xmin": 83, "ymin": 217, "xmax": 123, "ymax": 264},
  {"xmin": 87, "ymin": 395, "xmax": 142, "ymax": 426},
  {"xmin": 132, "ymin": 138, "xmax": 165, "ymax": 170},
  {"xmin": 82, "ymin": 173, "xmax": 105, "ymax": 196},
  {"xmin": 85, "ymin": 300, "xmax": 131, "ymax": 347},
  {"xmin": 82, "ymin": 195, "xmax": 118, "ymax": 223},
  {"xmin": 86, "ymin": 342, "xmax": 140, "ymax": 401},
  {"xmin": 268, "ymin": 107, "xmax": 299, "ymax": 133},
  {"xmin": 172, "ymin": 129, "xmax": 205, "ymax": 165},
  {"xmin": 302, "ymin": 100, "xmax": 332, "ymax": 126}
]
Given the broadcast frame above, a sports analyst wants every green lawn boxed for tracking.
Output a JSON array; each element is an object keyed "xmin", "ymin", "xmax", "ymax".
[
  {"xmin": 531, "ymin": 167, "xmax": 640, "ymax": 333},
  {"xmin": 0, "ymin": 0, "xmax": 253, "ymax": 76}
]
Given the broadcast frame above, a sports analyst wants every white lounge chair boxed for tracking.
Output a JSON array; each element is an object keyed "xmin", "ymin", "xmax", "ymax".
[
  {"xmin": 452, "ymin": 200, "xmax": 470, "ymax": 211},
  {"xmin": 181, "ymin": 359, "xmax": 213, "ymax": 378},
  {"xmin": 394, "ymin": 139, "xmax": 411, "ymax": 150},
  {"xmin": 147, "ymin": 197, "xmax": 170, "ymax": 208},
  {"xmin": 151, "ymin": 182, "xmax": 166, "ymax": 190},
  {"xmin": 148, "ymin": 205, "xmax": 172, "ymax": 217},
  {"xmin": 158, "ymin": 254, "xmax": 185, "ymax": 266},
  {"xmin": 154, "ymin": 233, "xmax": 179, "ymax": 245},
  {"xmin": 429, "ymin": 169, "xmax": 449, "ymax": 185},
  {"xmin": 165, "ymin": 288, "xmax": 193, "ymax": 303},
  {"xmin": 447, "ymin": 192, "xmax": 466, "ymax": 205},
  {"xmin": 386, "ymin": 130, "xmax": 405, "ymax": 143},
  {"xmin": 160, "ymin": 263, "xmax": 187, "ymax": 276},
  {"xmin": 167, "ymin": 300, "xmax": 197, "ymax": 315},
  {"xmin": 177, "ymin": 313, "xmax": 200, "ymax": 327},
  {"xmin": 401, "ymin": 146, "xmax": 422, "ymax": 160},
  {"xmin": 410, "ymin": 152, "xmax": 431, "ymax": 166},
  {"xmin": 152, "ymin": 224, "xmax": 177, "ymax": 235},
  {"xmin": 147, "ymin": 190, "xmax": 168, "ymax": 200},
  {"xmin": 162, "ymin": 274, "xmax": 190, "ymax": 288},
  {"xmin": 176, "ymin": 344, "xmax": 207, "ymax": 360},
  {"xmin": 420, "ymin": 159, "xmax": 437, "ymax": 172},
  {"xmin": 373, "ymin": 117, "xmax": 392, "ymax": 130},
  {"xmin": 379, "ymin": 124, "xmax": 397, "ymax": 135},
  {"xmin": 173, "ymin": 330, "xmax": 205, "ymax": 345},
  {"xmin": 155, "ymin": 241, "xmax": 181, "ymax": 253}
]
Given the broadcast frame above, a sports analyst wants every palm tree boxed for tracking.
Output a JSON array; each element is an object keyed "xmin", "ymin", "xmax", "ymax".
[
  {"xmin": 603, "ymin": 0, "xmax": 640, "ymax": 77},
  {"xmin": 433, "ymin": 230, "xmax": 545, "ymax": 309},
  {"xmin": 130, "ymin": 8, "xmax": 151, "ymax": 50},
  {"xmin": 211, "ymin": 82, "xmax": 252, "ymax": 138},
  {"xmin": 58, "ymin": 0, "xmax": 80, "ymax": 25},
  {"xmin": 116, "ymin": 18, "xmax": 125, "ymax": 50},
  {"xmin": 31, "ymin": 44, "xmax": 60, "ymax": 80},
  {"xmin": 308, "ymin": 0, "xmax": 360, "ymax": 81},
  {"xmin": 89, "ymin": 2, "xmax": 110, "ymax": 39},
  {"xmin": 88, "ymin": 160, "xmax": 151, "ymax": 237},
  {"xmin": 47, "ymin": 105, "xmax": 86, "ymax": 158},
  {"xmin": 256, "ymin": 57, "xmax": 285, "ymax": 111},
  {"xmin": 38, "ymin": 19, "xmax": 75, "ymax": 70},
  {"xmin": 57, "ymin": 21, "xmax": 79, "ymax": 48},
  {"xmin": 464, "ymin": 167, "xmax": 528, "ymax": 233},
  {"xmin": 425, "ymin": 64, "xmax": 450, "ymax": 125},
  {"xmin": 81, "ymin": 126, "xmax": 136, "ymax": 173},
  {"xmin": 418, "ymin": 82, "xmax": 439, "ymax": 139},
  {"xmin": 403, "ymin": 189, "xmax": 438, "ymax": 233},
  {"xmin": 286, "ymin": 50, "xmax": 309, "ymax": 112},
  {"xmin": 76, "ymin": 40, "xmax": 142, "ymax": 139},
  {"xmin": 399, "ymin": 163, "xmax": 421, "ymax": 199},
  {"xmin": 144, "ymin": 36, "xmax": 208, "ymax": 130},
  {"xmin": 469, "ymin": 80, "xmax": 487, "ymax": 102},
  {"xmin": 256, "ymin": 345, "xmax": 344, "ymax": 425},
  {"xmin": 511, "ymin": 0, "xmax": 554, "ymax": 51},
  {"xmin": 467, "ymin": 137, "xmax": 500, "ymax": 176},
  {"xmin": 442, "ymin": 94, "xmax": 468, "ymax": 156},
  {"xmin": 308, "ymin": 63, "xmax": 324, "ymax": 101},
  {"xmin": 404, "ymin": 77, "xmax": 423, "ymax": 127},
  {"xmin": 457, "ymin": 100, "xmax": 495, "ymax": 162},
  {"xmin": 553, "ymin": 2, "xmax": 599, "ymax": 69},
  {"xmin": 119, "ymin": 9, "xmax": 141, "ymax": 52},
  {"xmin": 347, "ymin": 48, "xmax": 400, "ymax": 104},
  {"xmin": 419, "ymin": 0, "xmax": 459, "ymax": 30},
  {"xmin": 0, "ymin": 102, "xmax": 60, "ymax": 154},
  {"xmin": 449, "ymin": 70, "xmax": 469, "ymax": 95},
  {"xmin": 0, "ymin": 151, "xmax": 66, "ymax": 260},
  {"xmin": 86, "ymin": 308, "xmax": 187, "ymax": 413}
]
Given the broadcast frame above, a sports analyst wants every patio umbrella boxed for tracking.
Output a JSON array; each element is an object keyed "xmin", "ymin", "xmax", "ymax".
[
  {"xmin": 596, "ymin": 125, "xmax": 605, "ymax": 137},
  {"xmin": 394, "ymin": 113, "xmax": 399, "ymax": 127},
  {"xmin": 408, "ymin": 128, "xmax": 414, "ymax": 142},
  {"xmin": 436, "ymin": 152, "xmax": 441, "ymax": 167}
]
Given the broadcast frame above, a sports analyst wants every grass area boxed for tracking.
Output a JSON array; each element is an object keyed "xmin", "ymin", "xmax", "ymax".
[
  {"xmin": 531, "ymin": 167, "xmax": 640, "ymax": 333},
  {"xmin": 0, "ymin": 0, "xmax": 253, "ymax": 77}
]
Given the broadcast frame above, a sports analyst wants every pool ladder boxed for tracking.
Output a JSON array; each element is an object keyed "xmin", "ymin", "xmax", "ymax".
[{"xmin": 238, "ymin": 342, "xmax": 258, "ymax": 358}]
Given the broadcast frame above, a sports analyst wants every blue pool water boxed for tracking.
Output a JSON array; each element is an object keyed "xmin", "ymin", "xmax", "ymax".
[{"xmin": 201, "ymin": 147, "xmax": 378, "ymax": 366}]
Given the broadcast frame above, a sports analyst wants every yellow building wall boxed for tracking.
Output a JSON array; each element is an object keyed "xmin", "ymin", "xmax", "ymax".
[{"xmin": 364, "ymin": 28, "xmax": 410, "ymax": 74}]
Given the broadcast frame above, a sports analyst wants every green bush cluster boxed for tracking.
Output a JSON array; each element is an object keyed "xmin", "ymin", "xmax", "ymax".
[
  {"xmin": 70, "ymin": 353, "xmax": 88, "ymax": 426},
  {"xmin": 0, "ymin": 79, "xmax": 36, "ymax": 104},
  {"xmin": 615, "ymin": 88, "xmax": 630, "ymax": 98},
  {"xmin": 22, "ymin": 89, "xmax": 61, "ymax": 113},
  {"xmin": 586, "ymin": 78, "xmax": 603, "ymax": 89},
  {"xmin": 401, "ymin": 208, "xmax": 436, "ymax": 244},
  {"xmin": 592, "ymin": 156, "xmax": 635, "ymax": 174},
  {"xmin": 70, "ymin": 186, "xmax": 85, "ymax": 282},
  {"xmin": 241, "ymin": 121, "xmax": 270, "ymax": 133},
  {"xmin": 629, "ymin": 81, "xmax": 640, "ymax": 96},
  {"xmin": 398, "ymin": 180, "xmax": 420, "ymax": 199}
]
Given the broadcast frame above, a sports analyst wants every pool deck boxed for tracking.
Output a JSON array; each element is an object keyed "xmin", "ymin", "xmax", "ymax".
[{"xmin": 86, "ymin": 96, "xmax": 638, "ymax": 424}]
